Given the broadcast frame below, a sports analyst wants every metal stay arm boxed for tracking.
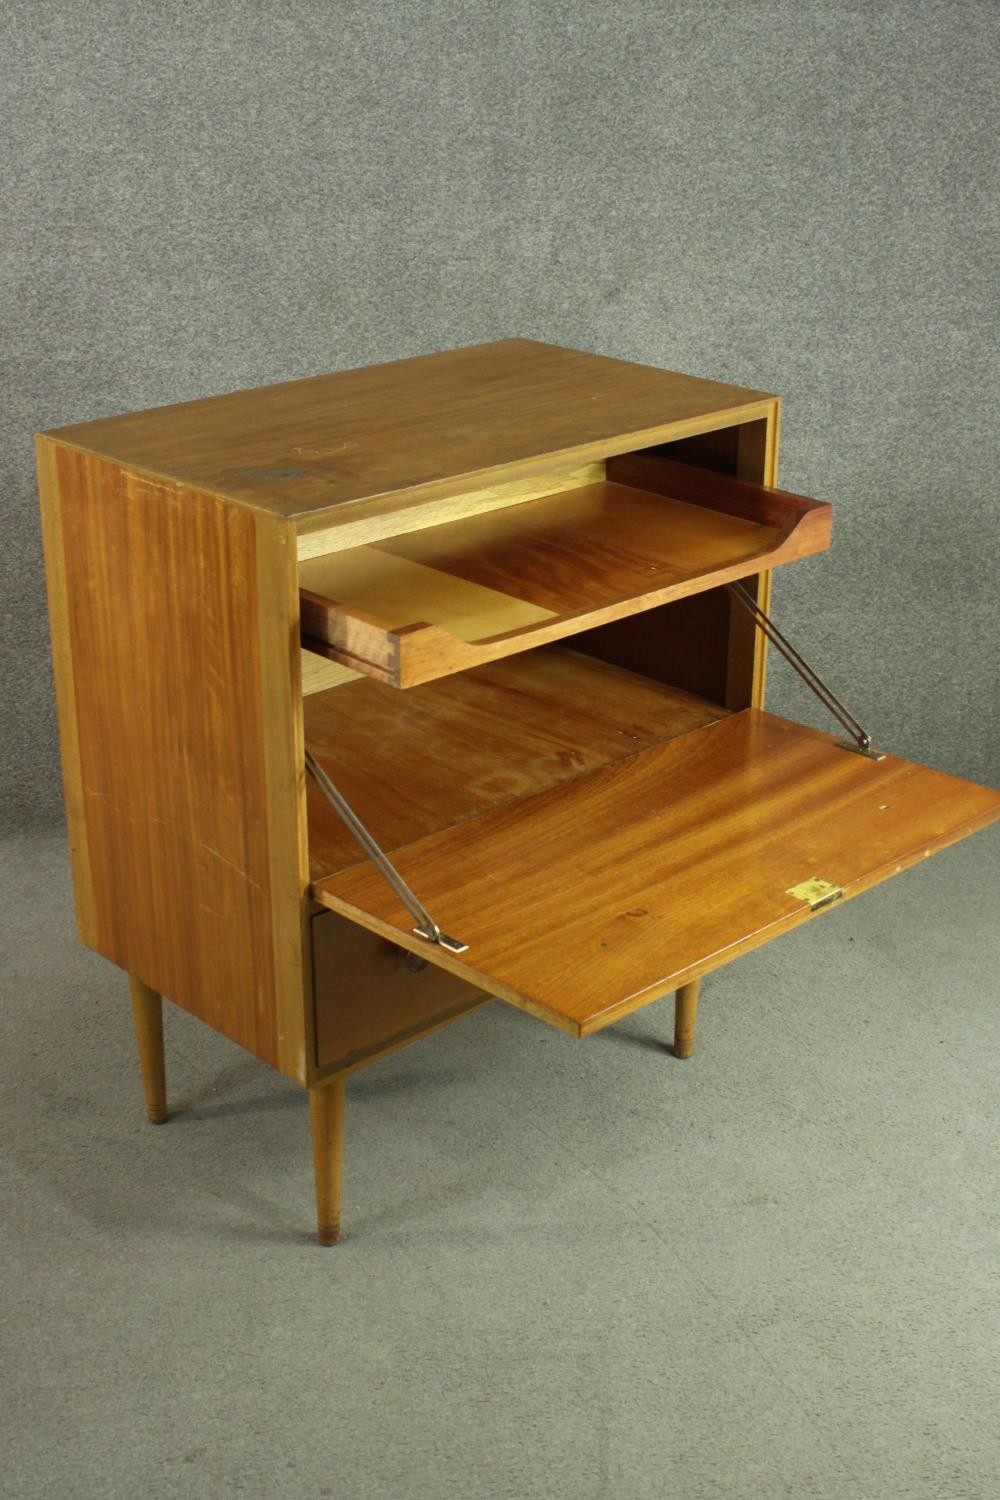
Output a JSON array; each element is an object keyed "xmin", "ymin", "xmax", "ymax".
[
  {"xmin": 305, "ymin": 748, "xmax": 469, "ymax": 954},
  {"xmin": 306, "ymin": 581, "xmax": 880, "ymax": 957},
  {"xmin": 727, "ymin": 581, "xmax": 883, "ymax": 759}
]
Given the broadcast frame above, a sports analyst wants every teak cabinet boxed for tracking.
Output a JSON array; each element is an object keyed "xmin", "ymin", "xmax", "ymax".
[{"xmin": 37, "ymin": 338, "xmax": 1000, "ymax": 1245}]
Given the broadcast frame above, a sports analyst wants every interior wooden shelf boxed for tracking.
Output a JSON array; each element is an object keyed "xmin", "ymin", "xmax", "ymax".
[
  {"xmin": 312, "ymin": 710, "xmax": 1000, "ymax": 1037},
  {"xmin": 299, "ymin": 457, "xmax": 832, "ymax": 689},
  {"xmin": 304, "ymin": 646, "xmax": 726, "ymax": 882}
]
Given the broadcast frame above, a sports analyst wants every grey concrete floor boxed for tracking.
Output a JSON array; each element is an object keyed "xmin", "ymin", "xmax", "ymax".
[{"xmin": 2, "ymin": 826, "xmax": 999, "ymax": 1500}]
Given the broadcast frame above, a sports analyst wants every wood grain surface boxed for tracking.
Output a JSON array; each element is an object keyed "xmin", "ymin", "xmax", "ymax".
[
  {"xmin": 299, "ymin": 466, "xmax": 827, "ymax": 688},
  {"xmin": 39, "ymin": 440, "xmax": 308, "ymax": 1075},
  {"xmin": 128, "ymin": 977, "xmax": 168, "ymax": 1122},
  {"xmin": 36, "ymin": 436, "xmax": 98, "ymax": 944},
  {"xmin": 309, "ymin": 1076, "xmax": 345, "ymax": 1246},
  {"xmin": 312, "ymin": 710, "xmax": 1000, "ymax": 1036},
  {"xmin": 302, "ymin": 544, "xmax": 557, "ymax": 639},
  {"xmin": 574, "ymin": 417, "xmax": 781, "ymax": 712},
  {"xmin": 296, "ymin": 461, "xmax": 604, "ymax": 559},
  {"xmin": 375, "ymin": 478, "xmax": 786, "ymax": 611},
  {"xmin": 44, "ymin": 339, "xmax": 773, "ymax": 526},
  {"xmin": 300, "ymin": 649, "xmax": 359, "ymax": 696},
  {"xmin": 304, "ymin": 646, "xmax": 725, "ymax": 881}
]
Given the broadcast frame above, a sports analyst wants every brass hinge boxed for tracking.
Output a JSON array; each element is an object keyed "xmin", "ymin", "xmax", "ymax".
[{"xmin": 787, "ymin": 877, "xmax": 844, "ymax": 911}]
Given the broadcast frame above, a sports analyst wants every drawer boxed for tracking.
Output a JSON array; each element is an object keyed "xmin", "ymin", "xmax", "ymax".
[
  {"xmin": 299, "ymin": 456, "xmax": 831, "ymax": 689},
  {"xmin": 312, "ymin": 708, "xmax": 1000, "ymax": 1038},
  {"xmin": 312, "ymin": 909, "xmax": 486, "ymax": 1072}
]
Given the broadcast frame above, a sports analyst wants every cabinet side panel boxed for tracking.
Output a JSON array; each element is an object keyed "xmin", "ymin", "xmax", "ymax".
[
  {"xmin": 41, "ymin": 441, "xmax": 297, "ymax": 1071},
  {"xmin": 36, "ymin": 438, "xmax": 98, "ymax": 944}
]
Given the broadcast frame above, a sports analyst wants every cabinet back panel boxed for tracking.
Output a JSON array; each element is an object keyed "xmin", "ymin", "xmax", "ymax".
[
  {"xmin": 571, "ymin": 590, "xmax": 734, "ymax": 705},
  {"xmin": 573, "ymin": 415, "xmax": 777, "ymax": 708}
]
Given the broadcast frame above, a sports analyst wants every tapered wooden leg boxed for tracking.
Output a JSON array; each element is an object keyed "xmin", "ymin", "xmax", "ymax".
[
  {"xmin": 673, "ymin": 979, "xmax": 701, "ymax": 1059},
  {"xmin": 309, "ymin": 1077, "xmax": 346, "ymax": 1246},
  {"xmin": 128, "ymin": 975, "xmax": 168, "ymax": 1122}
]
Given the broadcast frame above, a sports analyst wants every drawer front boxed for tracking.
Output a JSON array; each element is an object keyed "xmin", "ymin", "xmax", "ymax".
[{"xmin": 312, "ymin": 909, "xmax": 485, "ymax": 1072}]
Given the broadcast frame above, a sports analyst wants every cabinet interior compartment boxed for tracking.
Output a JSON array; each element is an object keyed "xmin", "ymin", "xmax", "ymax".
[
  {"xmin": 297, "ymin": 445, "xmax": 830, "ymax": 690},
  {"xmin": 298, "ymin": 405, "xmax": 999, "ymax": 1054},
  {"xmin": 304, "ymin": 644, "xmax": 727, "ymax": 883}
]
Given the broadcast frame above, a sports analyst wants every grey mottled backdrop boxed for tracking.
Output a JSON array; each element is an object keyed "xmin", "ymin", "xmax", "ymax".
[{"xmin": 3, "ymin": 0, "xmax": 998, "ymax": 833}]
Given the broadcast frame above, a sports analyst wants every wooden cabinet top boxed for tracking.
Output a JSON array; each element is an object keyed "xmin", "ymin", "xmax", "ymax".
[{"xmin": 41, "ymin": 338, "xmax": 773, "ymax": 524}]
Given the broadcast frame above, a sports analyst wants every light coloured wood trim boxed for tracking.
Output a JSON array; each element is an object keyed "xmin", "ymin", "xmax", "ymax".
[
  {"xmin": 300, "ymin": 651, "xmax": 359, "ymax": 697},
  {"xmin": 749, "ymin": 400, "xmax": 781, "ymax": 710},
  {"xmin": 309, "ymin": 1077, "xmax": 345, "ymax": 1246},
  {"xmin": 256, "ymin": 514, "xmax": 311, "ymax": 1084},
  {"xmin": 296, "ymin": 462, "xmax": 605, "ymax": 559},
  {"xmin": 718, "ymin": 402, "xmax": 781, "ymax": 710},
  {"xmin": 749, "ymin": 568, "xmax": 774, "ymax": 710},
  {"xmin": 128, "ymin": 976, "xmax": 167, "ymax": 1122},
  {"xmin": 673, "ymin": 979, "xmax": 700, "ymax": 1059},
  {"xmin": 764, "ymin": 398, "xmax": 781, "ymax": 487},
  {"xmin": 35, "ymin": 436, "xmax": 98, "ymax": 945}
]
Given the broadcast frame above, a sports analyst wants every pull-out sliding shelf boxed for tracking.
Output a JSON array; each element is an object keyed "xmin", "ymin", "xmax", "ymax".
[
  {"xmin": 311, "ymin": 708, "xmax": 1000, "ymax": 1036},
  {"xmin": 299, "ymin": 457, "xmax": 831, "ymax": 688}
]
